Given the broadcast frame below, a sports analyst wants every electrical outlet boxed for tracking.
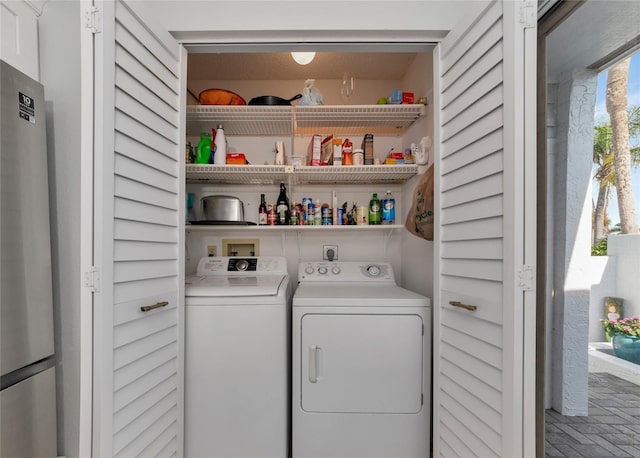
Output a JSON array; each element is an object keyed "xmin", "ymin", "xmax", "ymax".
[
  {"xmin": 207, "ymin": 245, "xmax": 217, "ymax": 257},
  {"xmin": 323, "ymin": 245, "xmax": 338, "ymax": 261}
]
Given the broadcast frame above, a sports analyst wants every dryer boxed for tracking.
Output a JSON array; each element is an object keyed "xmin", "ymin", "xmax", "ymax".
[
  {"xmin": 185, "ymin": 256, "xmax": 290, "ymax": 458},
  {"xmin": 292, "ymin": 261, "xmax": 431, "ymax": 458}
]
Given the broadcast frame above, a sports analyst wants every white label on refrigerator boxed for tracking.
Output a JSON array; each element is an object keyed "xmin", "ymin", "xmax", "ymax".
[{"xmin": 18, "ymin": 92, "xmax": 36, "ymax": 124}]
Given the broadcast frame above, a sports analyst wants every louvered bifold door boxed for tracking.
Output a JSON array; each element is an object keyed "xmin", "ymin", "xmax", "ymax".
[
  {"xmin": 433, "ymin": 1, "xmax": 536, "ymax": 457},
  {"xmin": 92, "ymin": 1, "xmax": 184, "ymax": 457}
]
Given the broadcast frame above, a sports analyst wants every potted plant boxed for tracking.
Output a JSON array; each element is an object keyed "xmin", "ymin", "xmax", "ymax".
[{"xmin": 600, "ymin": 316, "xmax": 640, "ymax": 364}]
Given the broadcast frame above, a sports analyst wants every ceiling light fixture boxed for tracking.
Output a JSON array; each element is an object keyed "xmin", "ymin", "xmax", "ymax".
[{"xmin": 291, "ymin": 52, "xmax": 316, "ymax": 65}]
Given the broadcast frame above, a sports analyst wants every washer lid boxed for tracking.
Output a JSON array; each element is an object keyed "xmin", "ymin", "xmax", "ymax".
[
  {"xmin": 185, "ymin": 274, "xmax": 286, "ymax": 297},
  {"xmin": 293, "ymin": 283, "xmax": 430, "ymax": 307}
]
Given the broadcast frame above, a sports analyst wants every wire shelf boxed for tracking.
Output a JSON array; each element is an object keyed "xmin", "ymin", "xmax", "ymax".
[
  {"xmin": 294, "ymin": 104, "xmax": 424, "ymax": 136},
  {"xmin": 186, "ymin": 106, "xmax": 293, "ymax": 137},
  {"xmin": 185, "ymin": 104, "xmax": 425, "ymax": 137},
  {"xmin": 185, "ymin": 164, "xmax": 289, "ymax": 185},
  {"xmin": 186, "ymin": 224, "xmax": 406, "ymax": 233},
  {"xmin": 185, "ymin": 164, "xmax": 418, "ymax": 185},
  {"xmin": 293, "ymin": 164, "xmax": 418, "ymax": 184}
]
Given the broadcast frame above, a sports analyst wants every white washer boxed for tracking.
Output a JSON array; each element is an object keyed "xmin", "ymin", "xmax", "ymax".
[
  {"xmin": 185, "ymin": 256, "xmax": 290, "ymax": 458},
  {"xmin": 292, "ymin": 261, "xmax": 431, "ymax": 458}
]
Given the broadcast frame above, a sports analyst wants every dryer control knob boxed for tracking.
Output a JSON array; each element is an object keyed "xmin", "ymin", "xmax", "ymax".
[
  {"xmin": 235, "ymin": 259, "xmax": 250, "ymax": 271},
  {"xmin": 318, "ymin": 266, "xmax": 328, "ymax": 275},
  {"xmin": 367, "ymin": 265, "xmax": 381, "ymax": 277},
  {"xmin": 331, "ymin": 266, "xmax": 341, "ymax": 275},
  {"xmin": 305, "ymin": 266, "xmax": 315, "ymax": 275}
]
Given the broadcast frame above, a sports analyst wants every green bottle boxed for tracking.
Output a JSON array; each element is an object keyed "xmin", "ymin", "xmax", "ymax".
[
  {"xmin": 369, "ymin": 192, "xmax": 382, "ymax": 225},
  {"xmin": 196, "ymin": 132, "xmax": 212, "ymax": 164}
]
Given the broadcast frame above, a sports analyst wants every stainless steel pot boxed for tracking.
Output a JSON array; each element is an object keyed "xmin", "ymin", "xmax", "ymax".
[{"xmin": 200, "ymin": 195, "xmax": 245, "ymax": 222}]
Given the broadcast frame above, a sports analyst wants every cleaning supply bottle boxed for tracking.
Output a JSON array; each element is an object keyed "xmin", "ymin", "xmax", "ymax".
[
  {"xmin": 369, "ymin": 192, "xmax": 382, "ymax": 225},
  {"xmin": 196, "ymin": 132, "xmax": 212, "ymax": 164},
  {"xmin": 214, "ymin": 124, "xmax": 226, "ymax": 165},
  {"xmin": 382, "ymin": 190, "xmax": 395, "ymax": 224}
]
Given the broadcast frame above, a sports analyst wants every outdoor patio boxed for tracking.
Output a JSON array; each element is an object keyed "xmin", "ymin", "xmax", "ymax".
[{"xmin": 546, "ymin": 373, "xmax": 640, "ymax": 457}]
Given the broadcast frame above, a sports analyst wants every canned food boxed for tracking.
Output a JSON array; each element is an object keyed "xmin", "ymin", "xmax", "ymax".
[{"xmin": 321, "ymin": 205, "xmax": 332, "ymax": 225}]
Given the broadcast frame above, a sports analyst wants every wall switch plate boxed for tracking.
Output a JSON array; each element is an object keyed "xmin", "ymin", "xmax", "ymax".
[
  {"xmin": 207, "ymin": 245, "xmax": 217, "ymax": 257},
  {"xmin": 323, "ymin": 245, "xmax": 338, "ymax": 261}
]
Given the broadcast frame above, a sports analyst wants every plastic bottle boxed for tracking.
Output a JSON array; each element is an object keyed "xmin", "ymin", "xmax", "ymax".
[
  {"xmin": 369, "ymin": 192, "xmax": 382, "ymax": 225},
  {"xmin": 314, "ymin": 198, "xmax": 322, "ymax": 226},
  {"xmin": 276, "ymin": 182, "xmax": 290, "ymax": 225},
  {"xmin": 196, "ymin": 132, "xmax": 212, "ymax": 164},
  {"xmin": 342, "ymin": 138, "xmax": 353, "ymax": 165},
  {"xmin": 214, "ymin": 124, "xmax": 226, "ymax": 165},
  {"xmin": 382, "ymin": 190, "xmax": 395, "ymax": 225},
  {"xmin": 258, "ymin": 193, "xmax": 268, "ymax": 226}
]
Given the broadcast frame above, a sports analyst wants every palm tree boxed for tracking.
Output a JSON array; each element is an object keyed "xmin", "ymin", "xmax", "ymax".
[
  {"xmin": 606, "ymin": 57, "xmax": 639, "ymax": 234},
  {"xmin": 592, "ymin": 112, "xmax": 640, "ymax": 244},
  {"xmin": 592, "ymin": 124, "xmax": 615, "ymax": 244}
]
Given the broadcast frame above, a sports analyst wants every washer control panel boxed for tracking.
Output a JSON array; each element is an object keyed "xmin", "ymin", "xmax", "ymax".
[
  {"xmin": 196, "ymin": 256, "xmax": 288, "ymax": 275},
  {"xmin": 298, "ymin": 261, "xmax": 395, "ymax": 283}
]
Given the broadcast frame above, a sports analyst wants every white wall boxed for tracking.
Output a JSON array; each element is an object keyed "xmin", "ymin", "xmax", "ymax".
[
  {"xmin": 38, "ymin": 2, "xmax": 83, "ymax": 457},
  {"xmin": 130, "ymin": 1, "xmax": 487, "ymax": 36},
  {"xmin": 588, "ymin": 256, "xmax": 617, "ymax": 342},
  {"xmin": 400, "ymin": 53, "xmax": 434, "ymax": 298},
  {"xmin": 608, "ymin": 235, "xmax": 640, "ymax": 318},
  {"xmin": 550, "ymin": 69, "xmax": 598, "ymax": 416}
]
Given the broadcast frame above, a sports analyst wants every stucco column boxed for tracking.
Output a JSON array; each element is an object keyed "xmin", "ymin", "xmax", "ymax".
[{"xmin": 550, "ymin": 69, "xmax": 597, "ymax": 416}]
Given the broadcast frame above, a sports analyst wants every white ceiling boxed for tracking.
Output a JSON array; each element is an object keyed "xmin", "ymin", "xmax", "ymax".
[
  {"xmin": 187, "ymin": 52, "xmax": 425, "ymax": 81},
  {"xmin": 546, "ymin": 1, "xmax": 640, "ymax": 78}
]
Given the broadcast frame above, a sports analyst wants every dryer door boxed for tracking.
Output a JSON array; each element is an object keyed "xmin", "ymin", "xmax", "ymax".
[{"xmin": 301, "ymin": 313, "xmax": 423, "ymax": 414}]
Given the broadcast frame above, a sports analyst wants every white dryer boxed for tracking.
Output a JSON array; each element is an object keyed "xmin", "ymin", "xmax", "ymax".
[
  {"xmin": 292, "ymin": 261, "xmax": 431, "ymax": 458},
  {"xmin": 185, "ymin": 256, "xmax": 290, "ymax": 458}
]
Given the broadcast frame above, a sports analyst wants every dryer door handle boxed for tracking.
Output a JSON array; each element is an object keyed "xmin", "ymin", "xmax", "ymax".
[{"xmin": 309, "ymin": 345, "xmax": 321, "ymax": 383}]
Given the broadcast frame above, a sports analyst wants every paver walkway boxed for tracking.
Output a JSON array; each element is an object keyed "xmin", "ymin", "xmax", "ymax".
[{"xmin": 546, "ymin": 373, "xmax": 640, "ymax": 457}]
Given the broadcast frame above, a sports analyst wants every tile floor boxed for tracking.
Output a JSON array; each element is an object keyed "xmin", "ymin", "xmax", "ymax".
[{"xmin": 545, "ymin": 373, "xmax": 640, "ymax": 457}]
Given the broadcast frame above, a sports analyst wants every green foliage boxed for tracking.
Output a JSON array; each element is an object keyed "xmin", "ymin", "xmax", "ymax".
[
  {"xmin": 591, "ymin": 238, "xmax": 608, "ymax": 256},
  {"xmin": 601, "ymin": 316, "xmax": 640, "ymax": 338}
]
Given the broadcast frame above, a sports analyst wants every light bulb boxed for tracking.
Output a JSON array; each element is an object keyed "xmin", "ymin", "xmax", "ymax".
[{"xmin": 291, "ymin": 52, "xmax": 316, "ymax": 65}]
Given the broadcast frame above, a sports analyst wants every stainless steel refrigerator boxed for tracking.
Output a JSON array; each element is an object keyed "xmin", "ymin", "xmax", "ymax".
[{"xmin": 1, "ymin": 60, "xmax": 57, "ymax": 457}]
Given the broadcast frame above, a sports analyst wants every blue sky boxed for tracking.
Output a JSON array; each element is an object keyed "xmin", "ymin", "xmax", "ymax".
[{"xmin": 593, "ymin": 51, "xmax": 640, "ymax": 227}]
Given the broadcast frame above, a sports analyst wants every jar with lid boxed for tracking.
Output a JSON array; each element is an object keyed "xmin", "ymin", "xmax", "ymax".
[{"xmin": 353, "ymin": 148, "xmax": 364, "ymax": 165}]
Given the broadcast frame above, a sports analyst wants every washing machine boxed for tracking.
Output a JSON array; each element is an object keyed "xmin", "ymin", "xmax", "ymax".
[
  {"xmin": 185, "ymin": 256, "xmax": 291, "ymax": 458},
  {"xmin": 292, "ymin": 261, "xmax": 431, "ymax": 458}
]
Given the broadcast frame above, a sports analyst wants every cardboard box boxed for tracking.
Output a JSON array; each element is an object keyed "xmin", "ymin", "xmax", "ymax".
[
  {"xmin": 362, "ymin": 133, "xmax": 374, "ymax": 165},
  {"xmin": 389, "ymin": 89, "xmax": 402, "ymax": 104},
  {"xmin": 321, "ymin": 135, "xmax": 333, "ymax": 165},
  {"xmin": 402, "ymin": 92, "xmax": 415, "ymax": 104},
  {"xmin": 226, "ymin": 153, "xmax": 247, "ymax": 164},
  {"xmin": 308, "ymin": 135, "xmax": 322, "ymax": 166},
  {"xmin": 332, "ymin": 138, "xmax": 343, "ymax": 166}
]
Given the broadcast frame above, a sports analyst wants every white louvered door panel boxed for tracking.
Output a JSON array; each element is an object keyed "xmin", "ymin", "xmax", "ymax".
[
  {"xmin": 93, "ymin": 1, "xmax": 185, "ymax": 456},
  {"xmin": 433, "ymin": 1, "xmax": 536, "ymax": 457}
]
